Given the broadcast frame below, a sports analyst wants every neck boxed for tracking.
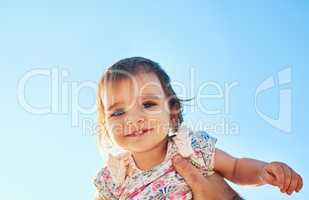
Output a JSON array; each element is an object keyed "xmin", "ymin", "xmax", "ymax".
[{"xmin": 131, "ymin": 137, "xmax": 168, "ymax": 171}]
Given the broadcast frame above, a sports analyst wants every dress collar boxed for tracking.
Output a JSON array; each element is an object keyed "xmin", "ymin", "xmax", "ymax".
[{"xmin": 126, "ymin": 136, "xmax": 176, "ymax": 174}]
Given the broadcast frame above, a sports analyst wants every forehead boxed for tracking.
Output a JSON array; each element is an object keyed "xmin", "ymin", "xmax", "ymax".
[{"xmin": 102, "ymin": 72, "xmax": 166, "ymax": 107}]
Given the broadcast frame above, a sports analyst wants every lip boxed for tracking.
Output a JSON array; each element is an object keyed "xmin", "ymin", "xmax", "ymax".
[{"xmin": 127, "ymin": 128, "xmax": 154, "ymax": 137}]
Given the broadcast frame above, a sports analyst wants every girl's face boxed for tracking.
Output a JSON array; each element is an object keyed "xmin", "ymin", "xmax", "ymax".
[{"xmin": 102, "ymin": 72, "xmax": 172, "ymax": 153}]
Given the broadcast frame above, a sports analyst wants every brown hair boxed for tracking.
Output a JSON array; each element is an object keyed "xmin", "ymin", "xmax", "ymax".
[{"xmin": 96, "ymin": 57, "xmax": 184, "ymax": 148}]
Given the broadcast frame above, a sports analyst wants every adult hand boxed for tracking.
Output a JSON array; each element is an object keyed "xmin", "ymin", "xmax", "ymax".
[{"xmin": 172, "ymin": 154, "xmax": 243, "ymax": 200}]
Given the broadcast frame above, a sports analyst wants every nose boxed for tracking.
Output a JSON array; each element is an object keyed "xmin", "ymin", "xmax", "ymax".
[
  {"xmin": 124, "ymin": 103, "xmax": 147, "ymax": 135},
  {"xmin": 126, "ymin": 117, "xmax": 145, "ymax": 126},
  {"xmin": 125, "ymin": 117, "xmax": 145, "ymax": 136},
  {"xmin": 125, "ymin": 111, "xmax": 146, "ymax": 134}
]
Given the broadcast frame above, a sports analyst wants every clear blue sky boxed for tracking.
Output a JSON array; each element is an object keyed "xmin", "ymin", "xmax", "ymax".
[{"xmin": 1, "ymin": 1, "xmax": 308, "ymax": 199}]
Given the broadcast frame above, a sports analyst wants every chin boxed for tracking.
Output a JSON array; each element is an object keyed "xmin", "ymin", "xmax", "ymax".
[
  {"xmin": 129, "ymin": 138, "xmax": 167, "ymax": 153},
  {"xmin": 129, "ymin": 144, "xmax": 156, "ymax": 153}
]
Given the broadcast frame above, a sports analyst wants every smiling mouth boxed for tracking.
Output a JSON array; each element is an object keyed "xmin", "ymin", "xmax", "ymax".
[{"xmin": 127, "ymin": 128, "xmax": 154, "ymax": 137}]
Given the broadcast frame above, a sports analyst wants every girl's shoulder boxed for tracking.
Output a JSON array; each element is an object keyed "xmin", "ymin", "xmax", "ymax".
[
  {"xmin": 190, "ymin": 130, "xmax": 217, "ymax": 150},
  {"xmin": 93, "ymin": 151, "xmax": 132, "ymax": 199},
  {"xmin": 188, "ymin": 129, "xmax": 217, "ymax": 173},
  {"xmin": 172, "ymin": 126, "xmax": 217, "ymax": 158},
  {"xmin": 93, "ymin": 165, "xmax": 118, "ymax": 200}
]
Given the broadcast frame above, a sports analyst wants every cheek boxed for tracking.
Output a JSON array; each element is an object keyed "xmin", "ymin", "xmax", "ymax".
[
  {"xmin": 105, "ymin": 119, "xmax": 125, "ymax": 138},
  {"xmin": 105, "ymin": 122, "xmax": 128, "ymax": 147},
  {"xmin": 148, "ymin": 112, "xmax": 171, "ymax": 132}
]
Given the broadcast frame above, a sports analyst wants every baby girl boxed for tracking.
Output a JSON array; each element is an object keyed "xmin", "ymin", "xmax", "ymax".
[{"xmin": 93, "ymin": 57, "xmax": 303, "ymax": 199}]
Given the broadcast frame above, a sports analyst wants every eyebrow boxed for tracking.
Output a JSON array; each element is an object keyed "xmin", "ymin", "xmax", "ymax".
[
  {"xmin": 107, "ymin": 101, "xmax": 125, "ymax": 111},
  {"xmin": 141, "ymin": 94, "xmax": 164, "ymax": 99}
]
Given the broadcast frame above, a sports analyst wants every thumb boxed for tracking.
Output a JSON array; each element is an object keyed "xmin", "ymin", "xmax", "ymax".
[
  {"xmin": 172, "ymin": 154, "xmax": 205, "ymax": 188},
  {"xmin": 260, "ymin": 169, "xmax": 277, "ymax": 186}
]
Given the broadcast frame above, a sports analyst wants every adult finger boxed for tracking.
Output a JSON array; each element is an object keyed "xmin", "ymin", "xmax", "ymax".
[{"xmin": 172, "ymin": 154, "xmax": 205, "ymax": 191}]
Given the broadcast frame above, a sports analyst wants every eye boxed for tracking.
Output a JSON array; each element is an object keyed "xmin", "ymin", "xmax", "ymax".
[
  {"xmin": 143, "ymin": 101, "xmax": 157, "ymax": 109},
  {"xmin": 110, "ymin": 109, "xmax": 125, "ymax": 117}
]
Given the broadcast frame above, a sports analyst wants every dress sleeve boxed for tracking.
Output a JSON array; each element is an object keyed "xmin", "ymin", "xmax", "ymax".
[
  {"xmin": 93, "ymin": 166, "xmax": 118, "ymax": 200},
  {"xmin": 191, "ymin": 131, "xmax": 217, "ymax": 172}
]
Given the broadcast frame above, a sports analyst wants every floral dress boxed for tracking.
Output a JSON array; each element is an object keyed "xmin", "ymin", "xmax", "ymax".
[{"xmin": 93, "ymin": 126, "xmax": 217, "ymax": 200}]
